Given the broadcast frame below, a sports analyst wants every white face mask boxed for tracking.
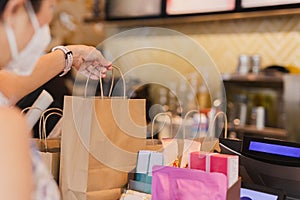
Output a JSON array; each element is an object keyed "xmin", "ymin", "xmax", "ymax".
[{"xmin": 4, "ymin": 1, "xmax": 51, "ymax": 76}]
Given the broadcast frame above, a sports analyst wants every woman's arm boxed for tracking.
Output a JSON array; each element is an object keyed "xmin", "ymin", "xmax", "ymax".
[
  {"xmin": 0, "ymin": 50, "xmax": 66, "ymax": 104},
  {"xmin": 0, "ymin": 45, "xmax": 112, "ymax": 105},
  {"xmin": 0, "ymin": 107, "xmax": 32, "ymax": 200}
]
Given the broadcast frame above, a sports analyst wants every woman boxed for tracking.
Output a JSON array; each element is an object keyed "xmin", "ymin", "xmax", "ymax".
[
  {"xmin": 0, "ymin": 106, "xmax": 32, "ymax": 200},
  {"xmin": 0, "ymin": 0, "xmax": 112, "ymax": 199},
  {"xmin": 0, "ymin": 0, "xmax": 112, "ymax": 106}
]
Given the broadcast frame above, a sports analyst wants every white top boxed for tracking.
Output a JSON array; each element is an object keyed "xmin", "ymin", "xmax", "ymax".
[{"xmin": 0, "ymin": 92, "xmax": 9, "ymax": 106}]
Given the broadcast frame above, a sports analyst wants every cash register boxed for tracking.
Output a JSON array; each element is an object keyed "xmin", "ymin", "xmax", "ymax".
[{"xmin": 219, "ymin": 136, "xmax": 300, "ymax": 200}]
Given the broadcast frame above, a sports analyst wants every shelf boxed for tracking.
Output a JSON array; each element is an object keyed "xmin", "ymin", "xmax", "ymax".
[
  {"xmin": 84, "ymin": 8, "xmax": 300, "ymax": 27},
  {"xmin": 222, "ymin": 73, "xmax": 284, "ymax": 89},
  {"xmin": 222, "ymin": 73, "xmax": 283, "ymax": 83},
  {"xmin": 228, "ymin": 124, "xmax": 287, "ymax": 139}
]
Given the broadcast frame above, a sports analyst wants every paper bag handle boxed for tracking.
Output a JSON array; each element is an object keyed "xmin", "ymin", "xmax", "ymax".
[
  {"xmin": 39, "ymin": 108, "xmax": 63, "ymax": 151},
  {"xmin": 21, "ymin": 106, "xmax": 43, "ymax": 115},
  {"xmin": 183, "ymin": 109, "xmax": 201, "ymax": 140},
  {"xmin": 151, "ymin": 112, "xmax": 173, "ymax": 142},
  {"xmin": 85, "ymin": 65, "xmax": 126, "ymax": 99},
  {"xmin": 208, "ymin": 111, "xmax": 228, "ymax": 139}
]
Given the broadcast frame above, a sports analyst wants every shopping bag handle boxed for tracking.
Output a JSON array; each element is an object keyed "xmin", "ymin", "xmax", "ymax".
[
  {"xmin": 151, "ymin": 112, "xmax": 173, "ymax": 142},
  {"xmin": 85, "ymin": 65, "xmax": 126, "ymax": 99},
  {"xmin": 39, "ymin": 108, "xmax": 63, "ymax": 151},
  {"xmin": 207, "ymin": 111, "xmax": 228, "ymax": 139},
  {"xmin": 21, "ymin": 106, "xmax": 43, "ymax": 115},
  {"xmin": 183, "ymin": 109, "xmax": 201, "ymax": 140}
]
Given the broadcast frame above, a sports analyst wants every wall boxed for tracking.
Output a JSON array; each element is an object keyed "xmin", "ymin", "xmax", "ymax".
[
  {"xmin": 104, "ymin": 14, "xmax": 300, "ymax": 74},
  {"xmin": 163, "ymin": 14, "xmax": 300, "ymax": 73},
  {"xmin": 52, "ymin": 0, "xmax": 300, "ymax": 74}
]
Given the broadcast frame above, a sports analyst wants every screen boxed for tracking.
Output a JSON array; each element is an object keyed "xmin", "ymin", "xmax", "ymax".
[
  {"xmin": 106, "ymin": 0, "xmax": 162, "ymax": 19},
  {"xmin": 166, "ymin": 0, "xmax": 235, "ymax": 15},
  {"xmin": 242, "ymin": 0, "xmax": 300, "ymax": 8},
  {"xmin": 249, "ymin": 141, "xmax": 300, "ymax": 158},
  {"xmin": 222, "ymin": 136, "xmax": 298, "ymax": 198},
  {"xmin": 240, "ymin": 188, "xmax": 278, "ymax": 200}
]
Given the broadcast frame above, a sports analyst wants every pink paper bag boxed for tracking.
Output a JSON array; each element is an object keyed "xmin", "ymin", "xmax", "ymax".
[{"xmin": 152, "ymin": 166, "xmax": 227, "ymax": 200}]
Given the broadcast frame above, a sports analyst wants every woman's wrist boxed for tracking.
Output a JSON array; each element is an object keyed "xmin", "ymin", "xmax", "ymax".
[
  {"xmin": 65, "ymin": 45, "xmax": 85, "ymax": 70},
  {"xmin": 51, "ymin": 45, "xmax": 73, "ymax": 77}
]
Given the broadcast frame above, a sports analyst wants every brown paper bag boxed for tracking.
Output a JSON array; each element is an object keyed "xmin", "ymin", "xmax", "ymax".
[
  {"xmin": 37, "ymin": 138, "xmax": 61, "ymax": 183},
  {"xmin": 174, "ymin": 110, "xmax": 222, "ymax": 167},
  {"xmin": 60, "ymin": 96, "xmax": 146, "ymax": 200},
  {"xmin": 60, "ymin": 67, "xmax": 147, "ymax": 200},
  {"xmin": 38, "ymin": 151, "xmax": 60, "ymax": 182},
  {"xmin": 201, "ymin": 110, "xmax": 227, "ymax": 153},
  {"xmin": 86, "ymin": 188, "xmax": 122, "ymax": 200},
  {"xmin": 29, "ymin": 107, "xmax": 63, "ymax": 183},
  {"xmin": 39, "ymin": 108, "xmax": 62, "ymax": 182}
]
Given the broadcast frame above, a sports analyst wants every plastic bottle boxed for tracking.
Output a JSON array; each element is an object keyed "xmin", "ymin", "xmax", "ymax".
[
  {"xmin": 251, "ymin": 54, "xmax": 261, "ymax": 74},
  {"xmin": 237, "ymin": 54, "xmax": 250, "ymax": 75}
]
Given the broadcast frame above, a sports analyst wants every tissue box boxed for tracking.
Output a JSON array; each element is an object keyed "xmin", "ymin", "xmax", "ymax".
[
  {"xmin": 189, "ymin": 151, "xmax": 216, "ymax": 171},
  {"xmin": 129, "ymin": 179, "xmax": 152, "ymax": 194},
  {"xmin": 210, "ymin": 154, "xmax": 239, "ymax": 188},
  {"xmin": 131, "ymin": 150, "xmax": 163, "ymax": 194},
  {"xmin": 136, "ymin": 150, "xmax": 163, "ymax": 175},
  {"xmin": 127, "ymin": 173, "xmax": 152, "ymax": 194},
  {"xmin": 136, "ymin": 151, "xmax": 151, "ymax": 174},
  {"xmin": 135, "ymin": 173, "xmax": 152, "ymax": 184}
]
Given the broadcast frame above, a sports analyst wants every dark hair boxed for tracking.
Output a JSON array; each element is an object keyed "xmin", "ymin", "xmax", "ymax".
[
  {"xmin": 0, "ymin": 0, "xmax": 42, "ymax": 17},
  {"xmin": 30, "ymin": 0, "xmax": 42, "ymax": 13},
  {"xmin": 0, "ymin": 0, "xmax": 9, "ymax": 17}
]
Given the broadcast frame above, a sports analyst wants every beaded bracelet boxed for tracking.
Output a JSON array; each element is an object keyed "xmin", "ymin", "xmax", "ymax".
[{"xmin": 51, "ymin": 46, "xmax": 73, "ymax": 77}]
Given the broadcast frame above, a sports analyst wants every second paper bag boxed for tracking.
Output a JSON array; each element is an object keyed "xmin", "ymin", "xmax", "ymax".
[{"xmin": 60, "ymin": 96, "xmax": 147, "ymax": 200}]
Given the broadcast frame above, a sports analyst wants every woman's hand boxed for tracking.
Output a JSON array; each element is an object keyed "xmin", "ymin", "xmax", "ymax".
[{"xmin": 67, "ymin": 45, "xmax": 112, "ymax": 79}]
